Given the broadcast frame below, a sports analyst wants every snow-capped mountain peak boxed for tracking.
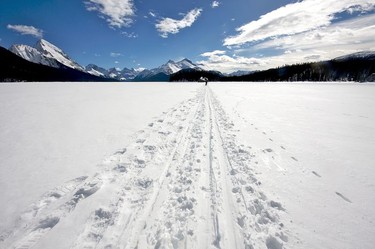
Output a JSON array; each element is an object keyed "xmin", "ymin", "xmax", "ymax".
[
  {"xmin": 85, "ymin": 64, "xmax": 108, "ymax": 77},
  {"xmin": 160, "ymin": 60, "xmax": 181, "ymax": 74},
  {"xmin": 10, "ymin": 44, "xmax": 40, "ymax": 62},
  {"xmin": 9, "ymin": 39, "xmax": 85, "ymax": 71},
  {"xmin": 9, "ymin": 44, "xmax": 60, "ymax": 68},
  {"xmin": 159, "ymin": 58, "xmax": 200, "ymax": 74},
  {"xmin": 35, "ymin": 39, "xmax": 84, "ymax": 71},
  {"xmin": 134, "ymin": 58, "xmax": 201, "ymax": 81},
  {"xmin": 176, "ymin": 58, "xmax": 196, "ymax": 69},
  {"xmin": 85, "ymin": 64, "xmax": 140, "ymax": 81}
]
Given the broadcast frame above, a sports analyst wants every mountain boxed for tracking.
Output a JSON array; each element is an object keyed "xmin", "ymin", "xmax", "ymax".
[
  {"xmin": 85, "ymin": 64, "xmax": 109, "ymax": 77},
  {"xmin": 35, "ymin": 39, "xmax": 85, "ymax": 71},
  {"xmin": 9, "ymin": 39, "xmax": 85, "ymax": 71},
  {"xmin": 0, "ymin": 46, "xmax": 112, "ymax": 82},
  {"xmin": 119, "ymin": 67, "xmax": 142, "ymax": 81},
  {"xmin": 9, "ymin": 44, "xmax": 61, "ymax": 68},
  {"xmin": 228, "ymin": 70, "xmax": 252, "ymax": 77},
  {"xmin": 9, "ymin": 40, "xmax": 199, "ymax": 82},
  {"xmin": 134, "ymin": 58, "xmax": 201, "ymax": 81},
  {"xmin": 334, "ymin": 51, "xmax": 375, "ymax": 62},
  {"xmin": 85, "ymin": 65, "xmax": 141, "ymax": 81},
  {"xmin": 7, "ymin": 39, "xmax": 204, "ymax": 82}
]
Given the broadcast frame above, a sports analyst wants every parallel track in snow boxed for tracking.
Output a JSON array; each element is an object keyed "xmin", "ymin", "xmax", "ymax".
[{"xmin": 0, "ymin": 86, "xmax": 289, "ymax": 249}]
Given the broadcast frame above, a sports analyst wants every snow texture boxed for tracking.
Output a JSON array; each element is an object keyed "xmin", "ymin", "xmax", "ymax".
[{"xmin": 0, "ymin": 82, "xmax": 374, "ymax": 249}]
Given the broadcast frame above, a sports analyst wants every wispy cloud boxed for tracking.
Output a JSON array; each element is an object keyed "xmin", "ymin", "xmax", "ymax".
[
  {"xmin": 121, "ymin": 31, "xmax": 138, "ymax": 38},
  {"xmin": 200, "ymin": 13, "xmax": 375, "ymax": 73},
  {"xmin": 110, "ymin": 52, "xmax": 123, "ymax": 57},
  {"xmin": 84, "ymin": 0, "xmax": 135, "ymax": 28},
  {"xmin": 198, "ymin": 0, "xmax": 375, "ymax": 73},
  {"xmin": 7, "ymin": 24, "xmax": 43, "ymax": 38},
  {"xmin": 156, "ymin": 8, "xmax": 202, "ymax": 38},
  {"xmin": 224, "ymin": 0, "xmax": 375, "ymax": 46},
  {"xmin": 211, "ymin": 1, "xmax": 220, "ymax": 8},
  {"xmin": 254, "ymin": 14, "xmax": 375, "ymax": 57},
  {"xmin": 198, "ymin": 50, "xmax": 264, "ymax": 73},
  {"xmin": 201, "ymin": 50, "xmax": 226, "ymax": 57}
]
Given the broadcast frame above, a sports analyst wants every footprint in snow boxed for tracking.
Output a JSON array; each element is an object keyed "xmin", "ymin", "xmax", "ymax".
[
  {"xmin": 291, "ymin": 157, "xmax": 298, "ymax": 162},
  {"xmin": 114, "ymin": 148, "xmax": 127, "ymax": 155},
  {"xmin": 335, "ymin": 192, "xmax": 352, "ymax": 203},
  {"xmin": 312, "ymin": 171, "xmax": 321, "ymax": 177}
]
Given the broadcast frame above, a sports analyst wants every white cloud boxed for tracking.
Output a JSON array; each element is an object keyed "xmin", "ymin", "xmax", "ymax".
[
  {"xmin": 199, "ymin": 13, "xmax": 375, "ymax": 73},
  {"xmin": 200, "ymin": 0, "xmax": 375, "ymax": 73},
  {"xmin": 201, "ymin": 50, "xmax": 226, "ymax": 57},
  {"xmin": 253, "ymin": 14, "xmax": 375, "ymax": 61},
  {"xmin": 212, "ymin": 1, "xmax": 220, "ymax": 8},
  {"xmin": 156, "ymin": 8, "xmax": 202, "ymax": 38},
  {"xmin": 121, "ymin": 31, "xmax": 138, "ymax": 38},
  {"xmin": 85, "ymin": 0, "xmax": 135, "ymax": 28},
  {"xmin": 110, "ymin": 52, "xmax": 123, "ymax": 57},
  {"xmin": 7, "ymin": 24, "xmax": 43, "ymax": 38},
  {"xmin": 198, "ymin": 50, "xmax": 265, "ymax": 73},
  {"xmin": 224, "ymin": 0, "xmax": 375, "ymax": 46}
]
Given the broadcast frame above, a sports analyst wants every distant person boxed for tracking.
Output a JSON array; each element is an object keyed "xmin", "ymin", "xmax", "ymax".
[{"xmin": 199, "ymin": 76, "xmax": 208, "ymax": 85}]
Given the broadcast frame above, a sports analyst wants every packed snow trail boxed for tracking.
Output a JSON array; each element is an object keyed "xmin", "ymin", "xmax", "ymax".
[{"xmin": 0, "ymin": 86, "xmax": 289, "ymax": 249}]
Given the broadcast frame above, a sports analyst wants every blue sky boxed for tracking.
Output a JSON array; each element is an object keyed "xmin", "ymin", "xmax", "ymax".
[{"xmin": 1, "ymin": 0, "xmax": 374, "ymax": 73}]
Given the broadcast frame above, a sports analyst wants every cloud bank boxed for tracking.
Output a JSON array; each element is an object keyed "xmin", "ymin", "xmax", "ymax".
[
  {"xmin": 198, "ymin": 50, "xmax": 265, "ymax": 73},
  {"xmin": 7, "ymin": 24, "xmax": 43, "ymax": 38},
  {"xmin": 85, "ymin": 0, "xmax": 135, "ymax": 28},
  {"xmin": 201, "ymin": 14, "xmax": 375, "ymax": 73},
  {"xmin": 156, "ymin": 8, "xmax": 202, "ymax": 38},
  {"xmin": 224, "ymin": 0, "xmax": 375, "ymax": 46},
  {"xmin": 198, "ymin": 0, "xmax": 375, "ymax": 73}
]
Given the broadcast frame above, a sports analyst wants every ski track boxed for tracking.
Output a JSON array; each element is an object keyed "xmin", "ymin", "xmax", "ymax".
[{"xmin": 1, "ymin": 86, "xmax": 289, "ymax": 249}]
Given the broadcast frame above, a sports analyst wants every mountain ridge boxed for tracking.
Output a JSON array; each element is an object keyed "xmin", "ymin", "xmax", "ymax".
[
  {"xmin": 4, "ymin": 38, "xmax": 375, "ymax": 82},
  {"xmin": 0, "ymin": 46, "xmax": 112, "ymax": 82},
  {"xmin": 10, "ymin": 39, "xmax": 85, "ymax": 71},
  {"xmin": 134, "ymin": 58, "xmax": 201, "ymax": 81}
]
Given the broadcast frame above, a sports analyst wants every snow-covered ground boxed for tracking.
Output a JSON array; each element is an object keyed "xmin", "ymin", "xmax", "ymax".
[{"xmin": 0, "ymin": 82, "xmax": 374, "ymax": 249}]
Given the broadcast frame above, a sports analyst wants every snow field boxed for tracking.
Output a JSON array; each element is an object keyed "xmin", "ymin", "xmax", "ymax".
[
  {"xmin": 1, "ymin": 85, "xmax": 289, "ymax": 249},
  {"xmin": 0, "ymin": 82, "xmax": 200, "ymax": 232},
  {"xmin": 210, "ymin": 82, "xmax": 375, "ymax": 249},
  {"xmin": 1, "ymin": 82, "xmax": 374, "ymax": 249}
]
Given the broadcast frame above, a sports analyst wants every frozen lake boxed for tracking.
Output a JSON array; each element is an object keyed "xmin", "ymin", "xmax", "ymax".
[{"xmin": 0, "ymin": 82, "xmax": 374, "ymax": 249}]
